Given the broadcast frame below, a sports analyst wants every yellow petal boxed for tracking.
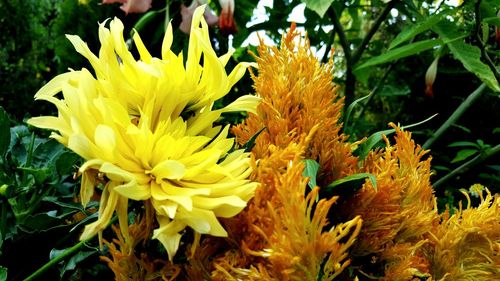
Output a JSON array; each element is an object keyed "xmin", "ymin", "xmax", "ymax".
[
  {"xmin": 149, "ymin": 160, "xmax": 186, "ymax": 181},
  {"xmin": 161, "ymin": 22, "xmax": 174, "ymax": 60},
  {"xmin": 178, "ymin": 207, "xmax": 227, "ymax": 236},
  {"xmin": 152, "ymin": 216, "xmax": 186, "ymax": 261},
  {"xmin": 80, "ymin": 169, "xmax": 98, "ymax": 208},
  {"xmin": 192, "ymin": 195, "xmax": 247, "ymax": 218},
  {"xmin": 116, "ymin": 195, "xmax": 130, "ymax": 242},
  {"xmin": 223, "ymin": 95, "xmax": 261, "ymax": 115},
  {"xmin": 133, "ymin": 31, "xmax": 152, "ymax": 63},
  {"xmin": 95, "ymin": 162, "xmax": 150, "ymax": 200},
  {"xmin": 34, "ymin": 72, "xmax": 79, "ymax": 99},
  {"xmin": 66, "ymin": 35, "xmax": 102, "ymax": 76},
  {"xmin": 94, "ymin": 125, "xmax": 116, "ymax": 159},
  {"xmin": 80, "ymin": 186, "xmax": 119, "ymax": 240}
]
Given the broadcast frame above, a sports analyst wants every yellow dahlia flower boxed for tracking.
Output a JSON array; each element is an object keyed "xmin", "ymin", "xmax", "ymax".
[{"xmin": 28, "ymin": 6, "xmax": 259, "ymax": 261}]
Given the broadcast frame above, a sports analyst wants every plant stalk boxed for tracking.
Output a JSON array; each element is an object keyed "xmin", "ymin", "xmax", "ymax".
[
  {"xmin": 433, "ymin": 144, "xmax": 500, "ymax": 189},
  {"xmin": 23, "ymin": 238, "xmax": 89, "ymax": 281},
  {"xmin": 422, "ymin": 83, "xmax": 487, "ymax": 149}
]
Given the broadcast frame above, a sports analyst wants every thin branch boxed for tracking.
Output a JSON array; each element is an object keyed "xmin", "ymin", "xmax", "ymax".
[
  {"xmin": 433, "ymin": 144, "xmax": 500, "ymax": 189},
  {"xmin": 356, "ymin": 62, "xmax": 395, "ymax": 119},
  {"xmin": 327, "ymin": 5, "xmax": 351, "ymax": 62},
  {"xmin": 321, "ymin": 28, "xmax": 336, "ymax": 63},
  {"xmin": 423, "ymin": 83, "xmax": 487, "ymax": 149},
  {"xmin": 23, "ymin": 239, "xmax": 90, "ymax": 281},
  {"xmin": 351, "ymin": 1, "xmax": 399, "ymax": 63},
  {"xmin": 474, "ymin": 0, "xmax": 500, "ymax": 83}
]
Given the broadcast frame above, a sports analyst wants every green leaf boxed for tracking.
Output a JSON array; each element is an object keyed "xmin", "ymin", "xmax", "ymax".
[
  {"xmin": 389, "ymin": 13, "xmax": 444, "ymax": 49},
  {"xmin": 130, "ymin": 8, "xmax": 166, "ymax": 37},
  {"xmin": 17, "ymin": 167, "xmax": 51, "ymax": 184},
  {"xmin": 243, "ymin": 127, "xmax": 266, "ymax": 152},
  {"xmin": 451, "ymin": 124, "xmax": 472, "ymax": 134},
  {"xmin": 486, "ymin": 165, "xmax": 500, "ymax": 172},
  {"xmin": 433, "ymin": 165, "xmax": 451, "ymax": 172},
  {"xmin": 446, "ymin": 41, "xmax": 500, "ymax": 92},
  {"xmin": 302, "ymin": 159, "xmax": 320, "ymax": 190},
  {"xmin": 353, "ymin": 67, "xmax": 372, "ymax": 86},
  {"xmin": 60, "ymin": 250, "xmax": 95, "ymax": 278},
  {"xmin": 451, "ymin": 149, "xmax": 478, "ymax": 163},
  {"xmin": 378, "ymin": 85, "xmax": 411, "ymax": 97},
  {"xmin": 448, "ymin": 141, "xmax": 480, "ymax": 148},
  {"xmin": 493, "ymin": 128, "xmax": 500, "ymax": 134},
  {"xmin": 327, "ymin": 173, "xmax": 377, "ymax": 192},
  {"xmin": 483, "ymin": 16, "xmax": 500, "ymax": 27},
  {"xmin": 301, "ymin": 0, "xmax": 334, "ymax": 18},
  {"xmin": 0, "ymin": 107, "xmax": 10, "ymax": 157},
  {"xmin": 434, "ymin": 21, "xmax": 500, "ymax": 92},
  {"xmin": 344, "ymin": 94, "xmax": 370, "ymax": 129},
  {"xmin": 55, "ymin": 151, "xmax": 80, "ymax": 176},
  {"xmin": 21, "ymin": 212, "xmax": 63, "ymax": 232},
  {"xmin": 0, "ymin": 266, "xmax": 7, "ymax": 281},
  {"xmin": 354, "ymin": 39, "xmax": 442, "ymax": 71},
  {"xmin": 354, "ymin": 114, "xmax": 438, "ymax": 160}
]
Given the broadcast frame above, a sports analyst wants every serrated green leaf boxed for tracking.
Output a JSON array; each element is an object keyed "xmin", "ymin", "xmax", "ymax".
[
  {"xmin": 301, "ymin": 0, "xmax": 334, "ymax": 18},
  {"xmin": 434, "ymin": 21, "xmax": 500, "ymax": 92},
  {"xmin": 389, "ymin": 13, "xmax": 444, "ymax": 49},
  {"xmin": 60, "ymin": 250, "xmax": 95, "ymax": 278},
  {"xmin": 354, "ymin": 39, "xmax": 442, "ymax": 71},
  {"xmin": 21, "ymin": 212, "xmax": 63, "ymax": 232},
  {"xmin": 447, "ymin": 41, "xmax": 500, "ymax": 92},
  {"xmin": 55, "ymin": 151, "xmax": 80, "ymax": 176},
  {"xmin": 448, "ymin": 141, "xmax": 480, "ymax": 148},
  {"xmin": 327, "ymin": 173, "xmax": 377, "ymax": 192},
  {"xmin": 18, "ymin": 167, "xmax": 51, "ymax": 184},
  {"xmin": 451, "ymin": 149, "xmax": 478, "ymax": 163},
  {"xmin": 302, "ymin": 159, "xmax": 320, "ymax": 190},
  {"xmin": 0, "ymin": 107, "xmax": 10, "ymax": 157}
]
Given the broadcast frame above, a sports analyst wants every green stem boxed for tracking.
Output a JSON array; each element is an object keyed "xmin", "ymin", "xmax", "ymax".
[
  {"xmin": 433, "ymin": 144, "xmax": 500, "ymax": 189},
  {"xmin": 327, "ymin": 5, "xmax": 351, "ymax": 61},
  {"xmin": 474, "ymin": 0, "xmax": 500, "ymax": 84},
  {"xmin": 350, "ymin": 1, "xmax": 398, "ymax": 63},
  {"xmin": 422, "ymin": 83, "xmax": 487, "ymax": 149},
  {"xmin": 21, "ymin": 133, "xmax": 36, "ymax": 184},
  {"xmin": 321, "ymin": 28, "xmax": 336, "ymax": 64},
  {"xmin": 356, "ymin": 62, "xmax": 395, "ymax": 119},
  {"xmin": 23, "ymin": 238, "xmax": 90, "ymax": 281},
  {"xmin": 165, "ymin": 0, "xmax": 170, "ymax": 31}
]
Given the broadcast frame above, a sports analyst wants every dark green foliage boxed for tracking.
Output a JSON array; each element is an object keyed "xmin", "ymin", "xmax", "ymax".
[
  {"xmin": 0, "ymin": 109, "xmax": 110, "ymax": 280},
  {"xmin": 0, "ymin": 0, "xmax": 118, "ymax": 121}
]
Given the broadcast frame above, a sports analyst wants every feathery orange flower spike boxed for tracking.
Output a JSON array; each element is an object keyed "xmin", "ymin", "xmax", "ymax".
[
  {"xmin": 216, "ymin": 24, "xmax": 363, "ymax": 279},
  {"xmin": 343, "ymin": 124, "xmax": 437, "ymax": 257},
  {"xmin": 425, "ymin": 188, "xmax": 500, "ymax": 280},
  {"xmin": 232, "ymin": 22, "xmax": 358, "ymax": 186}
]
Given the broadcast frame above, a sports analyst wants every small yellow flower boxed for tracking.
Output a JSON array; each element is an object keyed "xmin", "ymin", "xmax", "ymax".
[{"xmin": 29, "ymin": 5, "xmax": 259, "ymax": 261}]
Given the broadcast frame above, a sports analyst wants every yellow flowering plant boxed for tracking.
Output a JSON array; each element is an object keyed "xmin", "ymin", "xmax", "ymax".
[
  {"xmin": 19, "ymin": 5, "xmax": 499, "ymax": 280},
  {"xmin": 28, "ymin": 5, "xmax": 259, "ymax": 261}
]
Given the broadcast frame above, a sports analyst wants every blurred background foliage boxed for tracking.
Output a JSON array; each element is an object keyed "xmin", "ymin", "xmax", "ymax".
[{"xmin": 0, "ymin": 0, "xmax": 498, "ymax": 280}]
